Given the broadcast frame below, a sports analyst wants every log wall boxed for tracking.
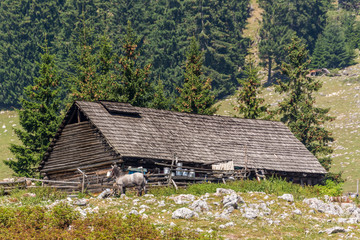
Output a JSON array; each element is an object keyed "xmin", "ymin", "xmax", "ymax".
[{"xmin": 40, "ymin": 121, "xmax": 121, "ymax": 180}]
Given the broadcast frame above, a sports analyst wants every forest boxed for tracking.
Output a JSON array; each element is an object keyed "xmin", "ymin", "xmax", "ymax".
[
  {"xmin": 0, "ymin": 0, "xmax": 360, "ymax": 178},
  {"xmin": 1, "ymin": 0, "xmax": 359, "ymax": 110}
]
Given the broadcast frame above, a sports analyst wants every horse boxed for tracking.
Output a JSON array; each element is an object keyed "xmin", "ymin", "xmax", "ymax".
[{"xmin": 107, "ymin": 164, "xmax": 146, "ymax": 196}]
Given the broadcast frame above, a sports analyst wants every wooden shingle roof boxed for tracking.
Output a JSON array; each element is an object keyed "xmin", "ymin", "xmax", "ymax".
[{"xmin": 65, "ymin": 101, "xmax": 326, "ymax": 174}]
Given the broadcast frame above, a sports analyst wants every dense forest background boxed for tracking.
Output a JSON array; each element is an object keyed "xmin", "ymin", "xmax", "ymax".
[
  {"xmin": 0, "ymin": 0, "xmax": 251, "ymax": 109},
  {"xmin": 0, "ymin": 0, "xmax": 358, "ymax": 110}
]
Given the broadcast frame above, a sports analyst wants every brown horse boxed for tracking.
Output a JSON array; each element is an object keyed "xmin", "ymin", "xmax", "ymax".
[{"xmin": 107, "ymin": 164, "xmax": 146, "ymax": 196}]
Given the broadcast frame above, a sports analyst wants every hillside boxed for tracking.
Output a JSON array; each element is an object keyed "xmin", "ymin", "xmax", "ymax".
[
  {"xmin": 0, "ymin": 181, "xmax": 358, "ymax": 239},
  {"xmin": 216, "ymin": 60, "xmax": 360, "ymax": 193},
  {"xmin": 0, "ymin": 111, "xmax": 19, "ymax": 178}
]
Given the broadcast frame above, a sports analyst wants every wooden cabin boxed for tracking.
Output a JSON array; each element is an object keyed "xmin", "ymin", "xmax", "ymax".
[{"xmin": 39, "ymin": 101, "xmax": 326, "ymax": 186}]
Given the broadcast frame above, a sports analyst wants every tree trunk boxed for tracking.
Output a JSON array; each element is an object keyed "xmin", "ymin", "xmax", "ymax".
[{"xmin": 267, "ymin": 56, "xmax": 272, "ymax": 84}]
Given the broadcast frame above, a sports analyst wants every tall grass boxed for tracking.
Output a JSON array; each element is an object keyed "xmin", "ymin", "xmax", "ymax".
[{"xmin": 149, "ymin": 177, "xmax": 343, "ymax": 199}]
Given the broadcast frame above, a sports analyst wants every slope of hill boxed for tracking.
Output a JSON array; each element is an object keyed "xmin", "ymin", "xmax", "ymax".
[
  {"xmin": 216, "ymin": 59, "xmax": 360, "ymax": 193},
  {"xmin": 0, "ymin": 110, "xmax": 19, "ymax": 178}
]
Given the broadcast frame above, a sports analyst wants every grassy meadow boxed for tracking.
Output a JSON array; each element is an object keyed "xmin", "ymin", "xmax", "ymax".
[{"xmin": 0, "ymin": 110, "xmax": 19, "ymax": 179}]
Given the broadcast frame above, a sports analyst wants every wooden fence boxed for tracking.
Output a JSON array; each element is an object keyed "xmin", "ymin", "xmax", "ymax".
[{"xmin": 0, "ymin": 164, "xmax": 252, "ymax": 194}]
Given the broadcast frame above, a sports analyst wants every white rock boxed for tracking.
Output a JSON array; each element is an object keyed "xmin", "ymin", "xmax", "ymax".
[
  {"xmin": 129, "ymin": 210, "xmax": 139, "ymax": 215},
  {"xmin": 190, "ymin": 199, "xmax": 209, "ymax": 212},
  {"xmin": 143, "ymin": 194, "xmax": 154, "ymax": 198},
  {"xmin": 170, "ymin": 222, "xmax": 176, "ymax": 227},
  {"xmin": 216, "ymin": 188, "xmax": 235, "ymax": 195},
  {"xmin": 292, "ymin": 209, "xmax": 302, "ymax": 215},
  {"xmin": 171, "ymin": 194, "xmax": 195, "ymax": 204},
  {"xmin": 172, "ymin": 207, "xmax": 198, "ymax": 219},
  {"xmin": 142, "ymin": 214, "xmax": 148, "ymax": 219},
  {"xmin": 225, "ymin": 222, "xmax": 235, "ymax": 227},
  {"xmin": 222, "ymin": 193, "xmax": 245, "ymax": 209},
  {"xmin": 157, "ymin": 200, "xmax": 166, "ymax": 207},
  {"xmin": 97, "ymin": 189, "xmax": 112, "ymax": 199},
  {"xmin": 278, "ymin": 194, "xmax": 294, "ymax": 202},
  {"xmin": 243, "ymin": 207, "xmax": 259, "ymax": 219},
  {"xmin": 319, "ymin": 226, "xmax": 346, "ymax": 234}
]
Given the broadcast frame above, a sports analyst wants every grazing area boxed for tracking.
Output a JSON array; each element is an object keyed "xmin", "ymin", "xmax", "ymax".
[
  {"xmin": 0, "ymin": 111, "xmax": 20, "ymax": 179},
  {"xmin": 0, "ymin": 179, "xmax": 357, "ymax": 239},
  {"xmin": 216, "ymin": 61, "xmax": 360, "ymax": 193}
]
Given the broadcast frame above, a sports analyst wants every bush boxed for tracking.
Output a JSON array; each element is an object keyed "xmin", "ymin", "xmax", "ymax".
[
  {"xmin": 0, "ymin": 207, "xmax": 215, "ymax": 239},
  {"xmin": 314, "ymin": 180, "xmax": 343, "ymax": 196}
]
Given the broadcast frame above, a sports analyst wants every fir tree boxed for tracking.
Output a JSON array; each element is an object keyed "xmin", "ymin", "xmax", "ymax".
[
  {"xmin": 277, "ymin": 37, "xmax": 335, "ymax": 171},
  {"xmin": 311, "ymin": 21, "xmax": 354, "ymax": 69},
  {"xmin": 175, "ymin": 37, "xmax": 216, "ymax": 115},
  {"xmin": 234, "ymin": 55, "xmax": 268, "ymax": 119},
  {"xmin": 70, "ymin": 23, "xmax": 116, "ymax": 102},
  {"xmin": 5, "ymin": 45, "xmax": 62, "ymax": 177},
  {"xmin": 116, "ymin": 21, "xmax": 152, "ymax": 107},
  {"xmin": 150, "ymin": 79, "xmax": 171, "ymax": 110}
]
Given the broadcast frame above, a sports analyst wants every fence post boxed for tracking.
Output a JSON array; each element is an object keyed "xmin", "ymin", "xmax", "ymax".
[{"xmin": 77, "ymin": 168, "xmax": 87, "ymax": 194}]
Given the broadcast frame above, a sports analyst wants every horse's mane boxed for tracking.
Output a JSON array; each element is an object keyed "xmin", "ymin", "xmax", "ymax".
[{"xmin": 113, "ymin": 165, "xmax": 121, "ymax": 177}]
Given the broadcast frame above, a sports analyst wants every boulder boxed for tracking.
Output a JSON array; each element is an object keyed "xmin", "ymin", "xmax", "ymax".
[
  {"xmin": 222, "ymin": 193, "xmax": 245, "ymax": 209},
  {"xmin": 172, "ymin": 207, "xmax": 199, "ymax": 219},
  {"xmin": 190, "ymin": 200, "xmax": 209, "ymax": 212},
  {"xmin": 243, "ymin": 207, "xmax": 259, "ymax": 219},
  {"xmin": 216, "ymin": 188, "xmax": 236, "ymax": 195},
  {"xmin": 278, "ymin": 194, "xmax": 294, "ymax": 202}
]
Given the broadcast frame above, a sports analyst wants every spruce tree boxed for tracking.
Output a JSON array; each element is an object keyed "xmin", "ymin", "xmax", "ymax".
[
  {"xmin": 174, "ymin": 37, "xmax": 216, "ymax": 115},
  {"xmin": 234, "ymin": 55, "xmax": 268, "ymax": 119},
  {"xmin": 69, "ymin": 23, "xmax": 116, "ymax": 102},
  {"xmin": 311, "ymin": 21, "xmax": 354, "ymax": 69},
  {"xmin": 116, "ymin": 21, "xmax": 152, "ymax": 107},
  {"xmin": 277, "ymin": 37, "xmax": 334, "ymax": 171},
  {"xmin": 5, "ymin": 45, "xmax": 62, "ymax": 177},
  {"xmin": 150, "ymin": 79, "xmax": 171, "ymax": 110}
]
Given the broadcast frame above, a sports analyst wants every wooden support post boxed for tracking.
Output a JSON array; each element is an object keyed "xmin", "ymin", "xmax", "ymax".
[
  {"xmin": 168, "ymin": 154, "xmax": 176, "ymax": 186},
  {"xmin": 77, "ymin": 168, "xmax": 87, "ymax": 193},
  {"xmin": 171, "ymin": 179, "xmax": 178, "ymax": 190}
]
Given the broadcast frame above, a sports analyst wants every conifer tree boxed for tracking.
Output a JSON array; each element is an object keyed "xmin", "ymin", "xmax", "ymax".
[
  {"xmin": 175, "ymin": 37, "xmax": 216, "ymax": 115},
  {"xmin": 116, "ymin": 21, "xmax": 152, "ymax": 107},
  {"xmin": 234, "ymin": 55, "xmax": 268, "ymax": 119},
  {"xmin": 311, "ymin": 22, "xmax": 354, "ymax": 69},
  {"xmin": 5, "ymin": 45, "xmax": 62, "ymax": 177},
  {"xmin": 70, "ymin": 23, "xmax": 116, "ymax": 102},
  {"xmin": 150, "ymin": 79, "xmax": 171, "ymax": 110},
  {"xmin": 277, "ymin": 37, "xmax": 334, "ymax": 171}
]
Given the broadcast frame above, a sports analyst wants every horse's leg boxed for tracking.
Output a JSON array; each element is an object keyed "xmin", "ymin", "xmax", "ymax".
[{"xmin": 137, "ymin": 185, "xmax": 142, "ymax": 196}]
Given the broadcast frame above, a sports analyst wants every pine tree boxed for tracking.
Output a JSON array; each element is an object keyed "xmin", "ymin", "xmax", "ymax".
[
  {"xmin": 277, "ymin": 37, "xmax": 334, "ymax": 171},
  {"xmin": 5, "ymin": 45, "xmax": 62, "ymax": 177},
  {"xmin": 69, "ymin": 22, "xmax": 116, "ymax": 102},
  {"xmin": 234, "ymin": 55, "xmax": 268, "ymax": 119},
  {"xmin": 116, "ymin": 21, "xmax": 152, "ymax": 107},
  {"xmin": 311, "ymin": 21, "xmax": 354, "ymax": 69},
  {"xmin": 258, "ymin": 0, "xmax": 332, "ymax": 82},
  {"xmin": 150, "ymin": 79, "xmax": 171, "ymax": 110},
  {"xmin": 175, "ymin": 37, "xmax": 216, "ymax": 115}
]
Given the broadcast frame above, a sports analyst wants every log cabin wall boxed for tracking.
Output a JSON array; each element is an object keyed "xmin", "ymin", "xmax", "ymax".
[{"xmin": 40, "ymin": 121, "xmax": 121, "ymax": 180}]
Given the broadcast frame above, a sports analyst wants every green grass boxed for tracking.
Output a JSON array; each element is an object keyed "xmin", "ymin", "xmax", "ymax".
[
  {"xmin": 0, "ymin": 111, "xmax": 19, "ymax": 179},
  {"xmin": 215, "ymin": 62, "xmax": 360, "ymax": 193}
]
